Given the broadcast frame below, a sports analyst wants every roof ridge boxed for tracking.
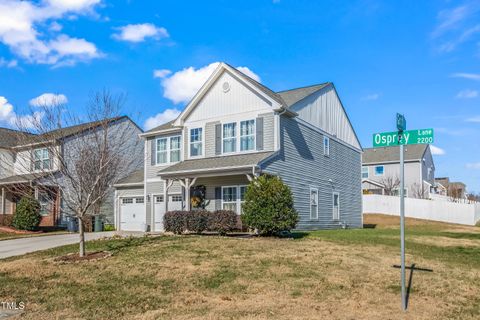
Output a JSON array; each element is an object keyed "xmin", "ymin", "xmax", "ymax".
[
  {"xmin": 276, "ymin": 82, "xmax": 331, "ymax": 93},
  {"xmin": 0, "ymin": 127, "xmax": 36, "ymax": 135}
]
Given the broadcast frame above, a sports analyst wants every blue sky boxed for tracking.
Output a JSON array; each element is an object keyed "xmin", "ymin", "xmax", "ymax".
[{"xmin": 0, "ymin": 0, "xmax": 479, "ymax": 191}]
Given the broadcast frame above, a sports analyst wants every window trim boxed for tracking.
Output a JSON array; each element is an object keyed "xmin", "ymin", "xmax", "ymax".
[
  {"xmin": 323, "ymin": 136, "xmax": 330, "ymax": 157},
  {"xmin": 374, "ymin": 165, "xmax": 384, "ymax": 176},
  {"xmin": 361, "ymin": 167, "xmax": 369, "ymax": 179},
  {"xmin": 189, "ymin": 127, "xmax": 204, "ymax": 158},
  {"xmin": 309, "ymin": 187, "xmax": 319, "ymax": 220},
  {"xmin": 221, "ymin": 185, "xmax": 247, "ymax": 214},
  {"xmin": 220, "ymin": 119, "xmax": 257, "ymax": 155},
  {"xmin": 332, "ymin": 192, "xmax": 340, "ymax": 221},
  {"xmin": 33, "ymin": 147, "xmax": 51, "ymax": 171},
  {"xmin": 155, "ymin": 135, "xmax": 182, "ymax": 165},
  {"xmin": 222, "ymin": 122, "xmax": 237, "ymax": 154}
]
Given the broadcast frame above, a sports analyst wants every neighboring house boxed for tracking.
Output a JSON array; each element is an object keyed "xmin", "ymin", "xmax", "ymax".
[
  {"xmin": 362, "ymin": 144, "xmax": 435, "ymax": 198},
  {"xmin": 435, "ymin": 177, "xmax": 467, "ymax": 200},
  {"xmin": 114, "ymin": 62, "xmax": 362, "ymax": 232},
  {"xmin": 0, "ymin": 117, "xmax": 143, "ymax": 227}
]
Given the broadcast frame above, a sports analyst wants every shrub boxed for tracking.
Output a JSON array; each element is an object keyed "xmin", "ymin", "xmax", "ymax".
[
  {"xmin": 186, "ymin": 210, "xmax": 209, "ymax": 234},
  {"xmin": 208, "ymin": 210, "xmax": 237, "ymax": 235},
  {"xmin": 0, "ymin": 214, "xmax": 13, "ymax": 227},
  {"xmin": 12, "ymin": 197, "xmax": 42, "ymax": 231},
  {"xmin": 241, "ymin": 175, "xmax": 299, "ymax": 236},
  {"xmin": 164, "ymin": 211, "xmax": 188, "ymax": 234},
  {"xmin": 103, "ymin": 224, "xmax": 116, "ymax": 231}
]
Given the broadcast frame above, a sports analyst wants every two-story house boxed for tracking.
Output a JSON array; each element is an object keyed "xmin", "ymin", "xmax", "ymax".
[
  {"xmin": 361, "ymin": 144, "xmax": 435, "ymax": 198},
  {"xmin": 0, "ymin": 117, "xmax": 143, "ymax": 227},
  {"xmin": 114, "ymin": 63, "xmax": 362, "ymax": 232}
]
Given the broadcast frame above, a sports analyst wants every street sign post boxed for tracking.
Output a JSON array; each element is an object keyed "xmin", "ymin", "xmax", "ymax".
[
  {"xmin": 372, "ymin": 115, "xmax": 434, "ymax": 312},
  {"xmin": 372, "ymin": 128, "xmax": 434, "ymax": 148}
]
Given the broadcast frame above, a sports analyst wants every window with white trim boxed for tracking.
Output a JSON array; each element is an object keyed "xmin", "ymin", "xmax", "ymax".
[
  {"xmin": 361, "ymin": 167, "xmax": 369, "ymax": 179},
  {"xmin": 223, "ymin": 122, "xmax": 236, "ymax": 153},
  {"xmin": 156, "ymin": 136, "xmax": 181, "ymax": 165},
  {"xmin": 190, "ymin": 128, "xmax": 203, "ymax": 157},
  {"xmin": 240, "ymin": 120, "xmax": 255, "ymax": 151},
  {"xmin": 171, "ymin": 195, "xmax": 183, "ymax": 202},
  {"xmin": 374, "ymin": 165, "xmax": 384, "ymax": 176},
  {"xmin": 222, "ymin": 185, "xmax": 246, "ymax": 214},
  {"xmin": 332, "ymin": 192, "xmax": 340, "ymax": 220},
  {"xmin": 323, "ymin": 136, "xmax": 330, "ymax": 156},
  {"xmin": 38, "ymin": 192, "xmax": 51, "ymax": 216},
  {"xmin": 310, "ymin": 188, "xmax": 318, "ymax": 219},
  {"xmin": 34, "ymin": 148, "xmax": 50, "ymax": 170}
]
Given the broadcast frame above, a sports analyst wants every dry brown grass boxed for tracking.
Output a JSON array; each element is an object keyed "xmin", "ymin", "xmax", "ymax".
[{"xmin": 0, "ymin": 226, "xmax": 479, "ymax": 320}]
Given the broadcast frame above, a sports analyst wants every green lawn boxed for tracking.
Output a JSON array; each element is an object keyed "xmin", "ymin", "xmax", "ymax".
[
  {"xmin": 0, "ymin": 230, "xmax": 69, "ymax": 241},
  {"xmin": 0, "ymin": 214, "xmax": 479, "ymax": 319}
]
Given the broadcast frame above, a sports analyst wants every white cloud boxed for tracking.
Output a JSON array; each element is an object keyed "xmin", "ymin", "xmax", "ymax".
[
  {"xmin": 0, "ymin": 57, "xmax": 17, "ymax": 68},
  {"xmin": 144, "ymin": 108, "xmax": 181, "ymax": 130},
  {"xmin": 430, "ymin": 145, "xmax": 446, "ymax": 155},
  {"xmin": 0, "ymin": 0, "xmax": 101, "ymax": 66},
  {"xmin": 361, "ymin": 93, "xmax": 380, "ymax": 101},
  {"xmin": 0, "ymin": 96, "xmax": 44, "ymax": 129},
  {"xmin": 432, "ymin": 5, "xmax": 470, "ymax": 38},
  {"xmin": 466, "ymin": 162, "xmax": 480, "ymax": 169},
  {"xmin": 466, "ymin": 116, "xmax": 480, "ymax": 123},
  {"xmin": 451, "ymin": 72, "xmax": 480, "ymax": 80},
  {"xmin": 456, "ymin": 89, "xmax": 478, "ymax": 99},
  {"xmin": 113, "ymin": 23, "xmax": 169, "ymax": 43},
  {"xmin": 157, "ymin": 62, "xmax": 261, "ymax": 104},
  {"xmin": 153, "ymin": 69, "xmax": 171, "ymax": 79},
  {"xmin": 29, "ymin": 93, "xmax": 68, "ymax": 107}
]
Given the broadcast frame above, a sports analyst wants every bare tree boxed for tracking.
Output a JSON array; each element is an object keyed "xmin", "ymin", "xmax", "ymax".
[
  {"xmin": 467, "ymin": 193, "xmax": 480, "ymax": 203},
  {"xmin": 448, "ymin": 185, "xmax": 464, "ymax": 203},
  {"xmin": 411, "ymin": 182, "xmax": 429, "ymax": 199},
  {"xmin": 1, "ymin": 90, "xmax": 141, "ymax": 257},
  {"xmin": 380, "ymin": 175, "xmax": 400, "ymax": 196}
]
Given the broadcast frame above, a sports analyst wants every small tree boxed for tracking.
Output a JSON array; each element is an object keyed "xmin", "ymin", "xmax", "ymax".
[
  {"xmin": 380, "ymin": 175, "xmax": 400, "ymax": 196},
  {"xmin": 12, "ymin": 197, "xmax": 42, "ymax": 231},
  {"xmin": 411, "ymin": 182, "xmax": 429, "ymax": 199},
  {"xmin": 241, "ymin": 175, "xmax": 298, "ymax": 236}
]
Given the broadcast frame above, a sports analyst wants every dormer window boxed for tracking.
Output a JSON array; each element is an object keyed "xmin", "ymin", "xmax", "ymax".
[{"xmin": 34, "ymin": 148, "xmax": 50, "ymax": 170}]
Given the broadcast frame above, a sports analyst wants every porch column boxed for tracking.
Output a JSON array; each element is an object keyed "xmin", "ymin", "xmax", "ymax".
[
  {"xmin": 185, "ymin": 178, "xmax": 190, "ymax": 211},
  {"xmin": 164, "ymin": 179, "xmax": 174, "ymax": 214},
  {"xmin": 34, "ymin": 186, "xmax": 39, "ymax": 200},
  {"xmin": 1, "ymin": 187, "xmax": 4, "ymax": 215}
]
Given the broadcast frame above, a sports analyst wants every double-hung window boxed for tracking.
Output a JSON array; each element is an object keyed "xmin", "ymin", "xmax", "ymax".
[
  {"xmin": 156, "ymin": 136, "xmax": 181, "ymax": 164},
  {"xmin": 34, "ymin": 148, "xmax": 50, "ymax": 170},
  {"xmin": 310, "ymin": 188, "xmax": 318, "ymax": 219},
  {"xmin": 190, "ymin": 128, "xmax": 203, "ymax": 157},
  {"xmin": 374, "ymin": 165, "xmax": 384, "ymax": 176},
  {"xmin": 170, "ymin": 136, "xmax": 181, "ymax": 162},
  {"xmin": 240, "ymin": 120, "xmax": 255, "ymax": 151},
  {"xmin": 323, "ymin": 136, "xmax": 330, "ymax": 156},
  {"xmin": 156, "ymin": 138, "xmax": 168, "ymax": 164},
  {"xmin": 361, "ymin": 167, "xmax": 369, "ymax": 179},
  {"xmin": 222, "ymin": 123, "xmax": 236, "ymax": 153},
  {"xmin": 222, "ymin": 185, "xmax": 247, "ymax": 214}
]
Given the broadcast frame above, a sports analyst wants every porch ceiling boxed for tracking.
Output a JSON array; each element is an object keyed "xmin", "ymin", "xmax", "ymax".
[{"xmin": 158, "ymin": 151, "xmax": 275, "ymax": 178}]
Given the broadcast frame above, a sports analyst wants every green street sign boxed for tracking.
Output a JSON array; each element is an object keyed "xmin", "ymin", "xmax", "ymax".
[
  {"xmin": 396, "ymin": 113, "xmax": 406, "ymax": 132},
  {"xmin": 373, "ymin": 128, "xmax": 434, "ymax": 147}
]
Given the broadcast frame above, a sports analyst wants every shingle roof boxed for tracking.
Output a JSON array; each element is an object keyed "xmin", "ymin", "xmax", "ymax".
[
  {"xmin": 0, "ymin": 172, "xmax": 51, "ymax": 185},
  {"xmin": 115, "ymin": 169, "xmax": 144, "ymax": 185},
  {"xmin": 0, "ymin": 128, "xmax": 35, "ymax": 148},
  {"xmin": 158, "ymin": 151, "xmax": 275, "ymax": 176},
  {"xmin": 144, "ymin": 119, "xmax": 182, "ymax": 134},
  {"xmin": 362, "ymin": 145, "xmax": 429, "ymax": 164},
  {"xmin": 276, "ymin": 83, "xmax": 331, "ymax": 107}
]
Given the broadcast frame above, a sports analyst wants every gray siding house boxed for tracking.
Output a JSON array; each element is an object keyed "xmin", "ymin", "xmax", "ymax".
[
  {"xmin": 362, "ymin": 144, "xmax": 435, "ymax": 198},
  {"xmin": 0, "ymin": 117, "xmax": 143, "ymax": 227},
  {"xmin": 114, "ymin": 63, "xmax": 362, "ymax": 231}
]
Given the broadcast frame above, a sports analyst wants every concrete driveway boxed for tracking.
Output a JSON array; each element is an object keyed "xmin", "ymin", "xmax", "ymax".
[{"xmin": 0, "ymin": 232, "xmax": 117, "ymax": 260}]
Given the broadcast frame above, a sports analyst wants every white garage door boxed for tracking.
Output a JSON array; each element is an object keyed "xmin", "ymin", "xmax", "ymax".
[
  {"xmin": 154, "ymin": 194, "xmax": 183, "ymax": 231},
  {"xmin": 120, "ymin": 197, "xmax": 146, "ymax": 231}
]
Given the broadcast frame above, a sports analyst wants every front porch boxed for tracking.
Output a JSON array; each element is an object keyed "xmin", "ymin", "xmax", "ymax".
[{"xmin": 0, "ymin": 182, "xmax": 61, "ymax": 227}]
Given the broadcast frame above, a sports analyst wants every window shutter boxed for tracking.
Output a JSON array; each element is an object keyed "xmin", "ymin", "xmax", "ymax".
[
  {"xmin": 151, "ymin": 139, "xmax": 156, "ymax": 165},
  {"xmin": 215, "ymin": 187, "xmax": 221, "ymax": 210},
  {"xmin": 256, "ymin": 117, "xmax": 264, "ymax": 151},
  {"xmin": 215, "ymin": 124, "xmax": 222, "ymax": 155}
]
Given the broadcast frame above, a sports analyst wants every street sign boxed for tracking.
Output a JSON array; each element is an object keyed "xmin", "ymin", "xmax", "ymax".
[
  {"xmin": 372, "ymin": 128, "xmax": 434, "ymax": 147},
  {"xmin": 397, "ymin": 113, "xmax": 406, "ymax": 132}
]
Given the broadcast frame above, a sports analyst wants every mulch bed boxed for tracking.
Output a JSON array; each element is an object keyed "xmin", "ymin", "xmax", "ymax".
[
  {"xmin": 0, "ymin": 226, "xmax": 42, "ymax": 234},
  {"xmin": 53, "ymin": 251, "xmax": 112, "ymax": 263}
]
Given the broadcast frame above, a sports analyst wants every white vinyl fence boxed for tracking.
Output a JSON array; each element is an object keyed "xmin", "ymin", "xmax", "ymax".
[{"xmin": 363, "ymin": 194, "xmax": 480, "ymax": 226}]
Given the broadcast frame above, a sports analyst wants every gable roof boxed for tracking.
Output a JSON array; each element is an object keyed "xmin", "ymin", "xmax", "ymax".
[
  {"xmin": 277, "ymin": 83, "xmax": 331, "ymax": 107},
  {"xmin": 362, "ymin": 144, "xmax": 429, "ymax": 164},
  {"xmin": 144, "ymin": 119, "xmax": 182, "ymax": 134},
  {"xmin": 114, "ymin": 169, "xmax": 144, "ymax": 186},
  {"xmin": 0, "ymin": 128, "xmax": 35, "ymax": 148}
]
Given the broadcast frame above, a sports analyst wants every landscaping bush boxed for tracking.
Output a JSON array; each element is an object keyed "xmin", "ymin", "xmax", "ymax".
[
  {"xmin": 12, "ymin": 197, "xmax": 42, "ymax": 231},
  {"xmin": 241, "ymin": 175, "xmax": 299, "ymax": 236},
  {"xmin": 103, "ymin": 224, "xmax": 116, "ymax": 231},
  {"xmin": 0, "ymin": 214, "xmax": 13, "ymax": 227},
  {"xmin": 164, "ymin": 211, "xmax": 188, "ymax": 234},
  {"xmin": 207, "ymin": 210, "xmax": 237, "ymax": 235},
  {"xmin": 186, "ymin": 210, "xmax": 209, "ymax": 233}
]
